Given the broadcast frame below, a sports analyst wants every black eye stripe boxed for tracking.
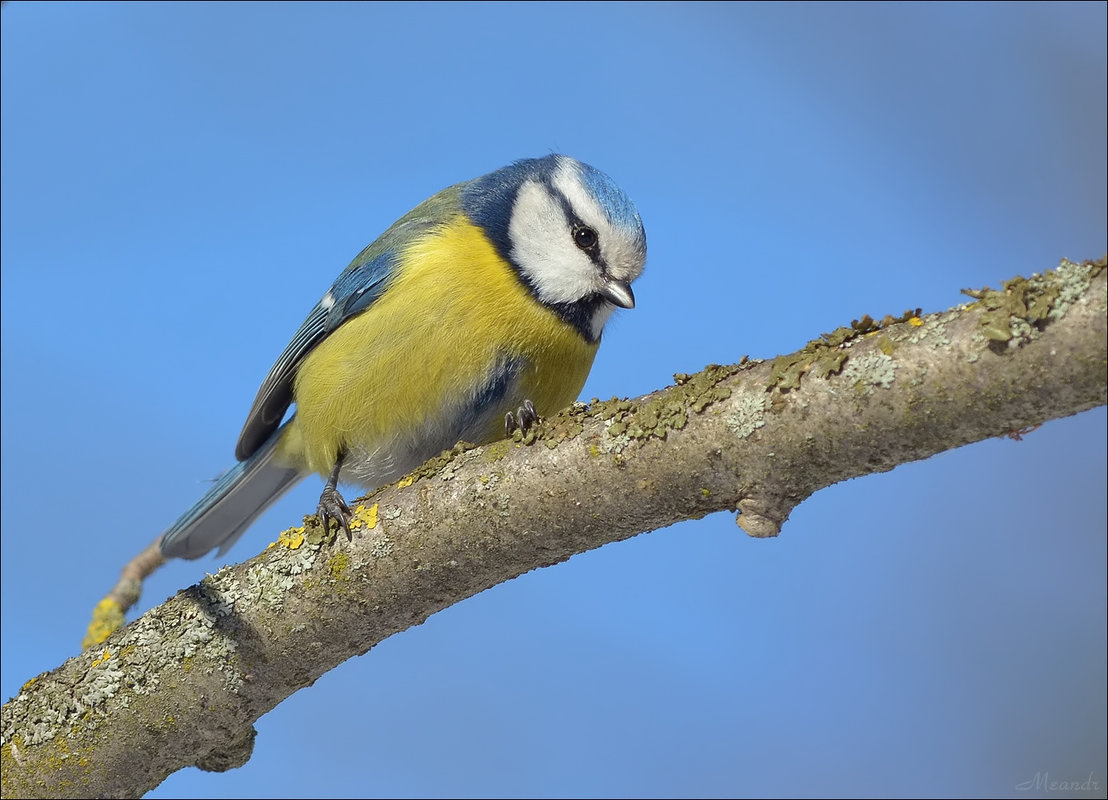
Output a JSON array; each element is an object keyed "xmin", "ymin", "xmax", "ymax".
[{"xmin": 549, "ymin": 186, "xmax": 607, "ymax": 269}]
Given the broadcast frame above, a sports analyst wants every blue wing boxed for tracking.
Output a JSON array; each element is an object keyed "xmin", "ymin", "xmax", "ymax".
[
  {"xmin": 233, "ymin": 185, "xmax": 466, "ymax": 461},
  {"xmin": 232, "ymin": 252, "xmax": 394, "ymax": 459}
]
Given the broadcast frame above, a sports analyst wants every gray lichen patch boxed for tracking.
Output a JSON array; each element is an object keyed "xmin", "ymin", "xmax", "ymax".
[
  {"xmin": 596, "ymin": 420, "xmax": 632, "ymax": 454},
  {"xmin": 726, "ymin": 392, "xmax": 768, "ymax": 439},
  {"xmin": 0, "ymin": 528, "xmax": 352, "ymax": 753},
  {"xmin": 904, "ymin": 313, "xmax": 954, "ymax": 348},
  {"xmin": 842, "ymin": 351, "xmax": 898, "ymax": 392},
  {"xmin": 244, "ymin": 564, "xmax": 297, "ymax": 612},
  {"xmin": 1046, "ymin": 258, "xmax": 1101, "ymax": 321},
  {"xmin": 1, "ymin": 568, "xmax": 250, "ymax": 751},
  {"xmin": 370, "ymin": 533, "xmax": 395, "ymax": 559}
]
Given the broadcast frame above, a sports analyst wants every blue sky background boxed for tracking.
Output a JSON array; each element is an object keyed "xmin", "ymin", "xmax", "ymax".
[{"xmin": 2, "ymin": 3, "xmax": 1105, "ymax": 797}]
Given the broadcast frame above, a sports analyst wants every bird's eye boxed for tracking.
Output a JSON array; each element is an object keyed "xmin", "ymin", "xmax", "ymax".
[{"xmin": 573, "ymin": 226, "xmax": 598, "ymax": 250}]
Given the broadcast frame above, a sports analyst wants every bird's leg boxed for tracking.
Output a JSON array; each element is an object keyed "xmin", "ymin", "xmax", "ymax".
[
  {"xmin": 318, "ymin": 449, "xmax": 353, "ymax": 541},
  {"xmin": 504, "ymin": 398, "xmax": 539, "ymax": 437}
]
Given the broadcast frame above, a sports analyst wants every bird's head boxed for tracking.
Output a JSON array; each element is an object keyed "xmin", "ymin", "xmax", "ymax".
[{"xmin": 462, "ymin": 154, "xmax": 647, "ymax": 341}]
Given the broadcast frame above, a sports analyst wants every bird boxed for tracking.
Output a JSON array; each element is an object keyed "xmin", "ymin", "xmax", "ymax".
[{"xmin": 159, "ymin": 155, "xmax": 647, "ymax": 559}]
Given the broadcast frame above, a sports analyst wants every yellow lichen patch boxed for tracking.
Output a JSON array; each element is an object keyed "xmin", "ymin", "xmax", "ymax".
[
  {"xmin": 397, "ymin": 475, "xmax": 415, "ymax": 488},
  {"xmin": 768, "ymin": 353, "xmax": 812, "ymax": 391},
  {"xmin": 327, "ymin": 551, "xmax": 350, "ymax": 580},
  {"xmin": 90, "ymin": 649, "xmax": 113, "ymax": 668},
  {"xmin": 349, "ymin": 502, "xmax": 379, "ymax": 531},
  {"xmin": 408, "ymin": 440, "xmax": 478, "ymax": 482},
  {"xmin": 273, "ymin": 526, "xmax": 306, "ymax": 551},
  {"xmin": 82, "ymin": 597, "xmax": 124, "ymax": 650},
  {"xmin": 589, "ymin": 364, "xmax": 740, "ymax": 447},
  {"xmin": 766, "ymin": 306, "xmax": 925, "ymax": 394},
  {"xmin": 483, "ymin": 438, "xmax": 512, "ymax": 462},
  {"xmin": 304, "ymin": 513, "xmax": 336, "ymax": 547},
  {"xmin": 539, "ymin": 411, "xmax": 587, "ymax": 449},
  {"xmin": 959, "ymin": 259, "xmax": 1105, "ymax": 346}
]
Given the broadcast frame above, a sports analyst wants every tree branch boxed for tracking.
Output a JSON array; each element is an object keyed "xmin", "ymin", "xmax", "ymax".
[{"xmin": 3, "ymin": 258, "xmax": 1105, "ymax": 799}]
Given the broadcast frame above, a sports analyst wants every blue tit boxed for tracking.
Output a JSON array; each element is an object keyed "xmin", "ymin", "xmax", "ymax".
[{"xmin": 159, "ymin": 155, "xmax": 647, "ymax": 559}]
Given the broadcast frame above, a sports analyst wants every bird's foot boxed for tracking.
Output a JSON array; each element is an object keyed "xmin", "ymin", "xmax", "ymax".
[
  {"xmin": 318, "ymin": 485, "xmax": 353, "ymax": 541},
  {"xmin": 505, "ymin": 399, "xmax": 539, "ymax": 437}
]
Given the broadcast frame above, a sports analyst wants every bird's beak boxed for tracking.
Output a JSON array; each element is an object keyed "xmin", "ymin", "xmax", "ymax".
[{"xmin": 599, "ymin": 278, "xmax": 635, "ymax": 309}]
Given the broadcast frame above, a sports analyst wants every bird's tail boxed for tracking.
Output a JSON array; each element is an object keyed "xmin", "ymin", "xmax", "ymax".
[{"xmin": 159, "ymin": 423, "xmax": 303, "ymax": 560}]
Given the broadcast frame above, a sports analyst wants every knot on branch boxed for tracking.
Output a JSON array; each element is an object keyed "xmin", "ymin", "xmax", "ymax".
[
  {"xmin": 735, "ymin": 497, "xmax": 793, "ymax": 538},
  {"xmin": 195, "ymin": 726, "xmax": 257, "ymax": 773}
]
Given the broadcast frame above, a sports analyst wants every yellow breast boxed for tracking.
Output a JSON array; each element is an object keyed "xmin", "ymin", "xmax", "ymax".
[{"xmin": 276, "ymin": 216, "xmax": 599, "ymax": 481}]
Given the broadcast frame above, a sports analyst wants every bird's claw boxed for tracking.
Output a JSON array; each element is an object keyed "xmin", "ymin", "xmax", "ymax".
[
  {"xmin": 318, "ymin": 485, "xmax": 353, "ymax": 541},
  {"xmin": 505, "ymin": 399, "xmax": 539, "ymax": 437}
]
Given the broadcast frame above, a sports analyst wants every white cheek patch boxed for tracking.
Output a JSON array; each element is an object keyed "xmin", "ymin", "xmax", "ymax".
[{"xmin": 509, "ymin": 180, "xmax": 598, "ymax": 305}]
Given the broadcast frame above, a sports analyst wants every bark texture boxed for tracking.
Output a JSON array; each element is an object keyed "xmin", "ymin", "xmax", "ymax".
[{"xmin": 3, "ymin": 258, "xmax": 1105, "ymax": 799}]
